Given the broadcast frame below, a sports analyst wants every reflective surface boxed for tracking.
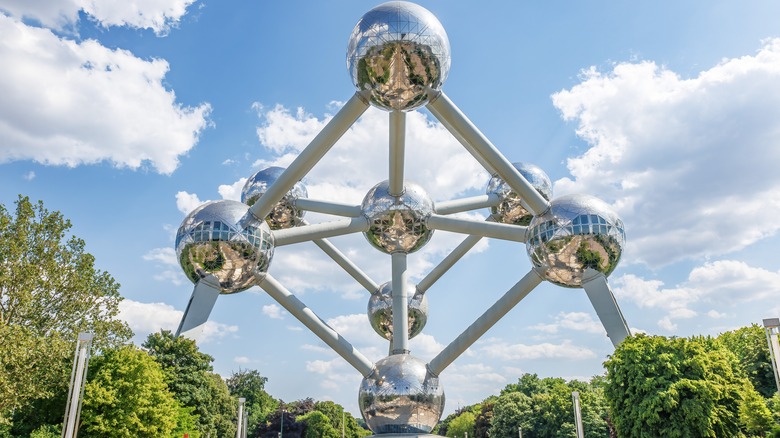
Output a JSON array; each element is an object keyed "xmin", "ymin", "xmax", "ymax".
[
  {"xmin": 347, "ymin": 1, "xmax": 450, "ymax": 111},
  {"xmin": 368, "ymin": 281, "xmax": 428, "ymax": 340},
  {"xmin": 362, "ymin": 180, "xmax": 434, "ymax": 254},
  {"xmin": 241, "ymin": 166, "xmax": 307, "ymax": 230},
  {"xmin": 487, "ymin": 162, "xmax": 553, "ymax": 226},
  {"xmin": 526, "ymin": 194, "xmax": 625, "ymax": 288},
  {"xmin": 176, "ymin": 200, "xmax": 274, "ymax": 294},
  {"xmin": 359, "ymin": 354, "xmax": 445, "ymax": 434}
]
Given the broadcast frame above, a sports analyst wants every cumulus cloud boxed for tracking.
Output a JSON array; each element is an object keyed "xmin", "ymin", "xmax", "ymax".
[
  {"xmin": 613, "ymin": 260, "xmax": 780, "ymax": 331},
  {"xmin": 530, "ymin": 312, "xmax": 607, "ymax": 335},
  {"xmin": 551, "ymin": 39, "xmax": 780, "ymax": 267},
  {"xmin": 0, "ymin": 15, "xmax": 210, "ymax": 174},
  {"xmin": 0, "ymin": 0, "xmax": 197, "ymax": 34},
  {"xmin": 262, "ymin": 304, "xmax": 285, "ymax": 320},
  {"xmin": 479, "ymin": 338, "xmax": 597, "ymax": 360},
  {"xmin": 176, "ymin": 191, "xmax": 205, "ymax": 214},
  {"xmin": 119, "ymin": 299, "xmax": 237, "ymax": 343}
]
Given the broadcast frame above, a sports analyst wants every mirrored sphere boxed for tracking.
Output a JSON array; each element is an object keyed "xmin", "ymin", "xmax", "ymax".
[
  {"xmin": 175, "ymin": 200, "xmax": 274, "ymax": 294},
  {"xmin": 487, "ymin": 162, "xmax": 553, "ymax": 226},
  {"xmin": 240, "ymin": 166, "xmax": 307, "ymax": 230},
  {"xmin": 347, "ymin": 1, "xmax": 450, "ymax": 111},
  {"xmin": 359, "ymin": 354, "xmax": 445, "ymax": 434},
  {"xmin": 526, "ymin": 194, "xmax": 625, "ymax": 288},
  {"xmin": 368, "ymin": 281, "xmax": 428, "ymax": 340},
  {"xmin": 362, "ymin": 180, "xmax": 434, "ymax": 254}
]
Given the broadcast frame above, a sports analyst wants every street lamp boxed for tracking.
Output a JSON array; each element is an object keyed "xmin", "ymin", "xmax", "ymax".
[
  {"xmin": 279, "ymin": 406, "xmax": 286, "ymax": 438},
  {"xmin": 763, "ymin": 318, "xmax": 780, "ymax": 395}
]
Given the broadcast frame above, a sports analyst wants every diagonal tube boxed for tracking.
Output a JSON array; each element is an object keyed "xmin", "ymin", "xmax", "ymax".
[
  {"xmin": 427, "ymin": 214, "xmax": 527, "ymax": 242},
  {"xmin": 312, "ymin": 237, "xmax": 379, "ymax": 293},
  {"xmin": 272, "ymin": 216, "xmax": 369, "ymax": 246},
  {"xmin": 426, "ymin": 99, "xmax": 496, "ymax": 174},
  {"xmin": 258, "ymin": 274, "xmax": 375, "ymax": 377},
  {"xmin": 391, "ymin": 252, "xmax": 410, "ymax": 354},
  {"xmin": 427, "ymin": 268, "xmax": 545, "ymax": 376},
  {"xmin": 176, "ymin": 274, "xmax": 222, "ymax": 339},
  {"xmin": 427, "ymin": 92, "xmax": 550, "ymax": 215},
  {"xmin": 389, "ymin": 110, "xmax": 406, "ymax": 196},
  {"xmin": 250, "ymin": 92, "xmax": 369, "ymax": 221},
  {"xmin": 417, "ymin": 234, "xmax": 483, "ymax": 294},
  {"xmin": 581, "ymin": 268, "xmax": 631, "ymax": 347}
]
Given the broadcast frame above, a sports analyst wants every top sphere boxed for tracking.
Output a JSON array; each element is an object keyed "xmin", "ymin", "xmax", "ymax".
[
  {"xmin": 526, "ymin": 194, "xmax": 625, "ymax": 288},
  {"xmin": 487, "ymin": 162, "xmax": 553, "ymax": 226},
  {"xmin": 241, "ymin": 166, "xmax": 307, "ymax": 230},
  {"xmin": 175, "ymin": 200, "xmax": 274, "ymax": 294},
  {"xmin": 347, "ymin": 1, "xmax": 450, "ymax": 111}
]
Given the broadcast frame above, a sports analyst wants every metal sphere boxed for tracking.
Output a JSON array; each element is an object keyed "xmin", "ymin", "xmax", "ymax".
[
  {"xmin": 361, "ymin": 180, "xmax": 434, "ymax": 254},
  {"xmin": 240, "ymin": 166, "xmax": 307, "ymax": 230},
  {"xmin": 526, "ymin": 194, "xmax": 625, "ymax": 288},
  {"xmin": 487, "ymin": 162, "xmax": 553, "ymax": 226},
  {"xmin": 347, "ymin": 1, "xmax": 450, "ymax": 111},
  {"xmin": 368, "ymin": 281, "xmax": 428, "ymax": 340},
  {"xmin": 175, "ymin": 200, "xmax": 274, "ymax": 294},
  {"xmin": 359, "ymin": 354, "xmax": 445, "ymax": 434}
]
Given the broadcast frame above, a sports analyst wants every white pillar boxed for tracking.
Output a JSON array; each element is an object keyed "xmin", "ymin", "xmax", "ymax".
[
  {"xmin": 62, "ymin": 332, "xmax": 93, "ymax": 438},
  {"xmin": 572, "ymin": 391, "xmax": 584, "ymax": 438},
  {"xmin": 236, "ymin": 397, "xmax": 245, "ymax": 438},
  {"xmin": 763, "ymin": 318, "xmax": 780, "ymax": 395}
]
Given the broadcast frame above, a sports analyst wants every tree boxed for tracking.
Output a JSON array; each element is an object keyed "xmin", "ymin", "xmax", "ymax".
[
  {"xmin": 227, "ymin": 368, "xmax": 278, "ymax": 436},
  {"xmin": 312, "ymin": 400, "xmax": 371, "ymax": 438},
  {"xmin": 0, "ymin": 196, "xmax": 131, "ymax": 424},
  {"xmin": 79, "ymin": 345, "xmax": 180, "ymax": 437},
  {"xmin": 298, "ymin": 411, "xmax": 339, "ymax": 438},
  {"xmin": 718, "ymin": 324, "xmax": 777, "ymax": 398},
  {"xmin": 604, "ymin": 334, "xmax": 767, "ymax": 437},
  {"xmin": 143, "ymin": 330, "xmax": 237, "ymax": 437},
  {"xmin": 446, "ymin": 410, "xmax": 476, "ymax": 438}
]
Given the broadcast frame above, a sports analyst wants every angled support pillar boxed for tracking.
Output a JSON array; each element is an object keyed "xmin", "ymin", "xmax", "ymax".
[
  {"xmin": 581, "ymin": 268, "xmax": 631, "ymax": 347},
  {"xmin": 176, "ymin": 274, "xmax": 222, "ymax": 339}
]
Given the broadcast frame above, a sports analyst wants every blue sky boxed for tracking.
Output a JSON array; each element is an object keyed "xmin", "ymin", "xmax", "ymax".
[{"xmin": 2, "ymin": 0, "xmax": 780, "ymax": 417}]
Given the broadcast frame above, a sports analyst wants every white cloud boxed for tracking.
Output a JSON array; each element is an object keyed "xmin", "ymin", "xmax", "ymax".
[
  {"xmin": 479, "ymin": 339, "xmax": 597, "ymax": 360},
  {"xmin": 234, "ymin": 356, "xmax": 250, "ymax": 364},
  {"xmin": 176, "ymin": 191, "xmax": 205, "ymax": 214},
  {"xmin": 0, "ymin": 15, "xmax": 210, "ymax": 174},
  {"xmin": 143, "ymin": 247, "xmax": 178, "ymax": 266},
  {"xmin": 551, "ymin": 39, "xmax": 780, "ymax": 267},
  {"xmin": 119, "ymin": 299, "xmax": 237, "ymax": 343},
  {"xmin": 218, "ymin": 177, "xmax": 246, "ymax": 201},
  {"xmin": 23, "ymin": 171, "xmax": 35, "ymax": 181},
  {"xmin": 530, "ymin": 312, "xmax": 606, "ymax": 335},
  {"xmin": 0, "ymin": 0, "xmax": 197, "ymax": 34},
  {"xmin": 262, "ymin": 303, "xmax": 285, "ymax": 320}
]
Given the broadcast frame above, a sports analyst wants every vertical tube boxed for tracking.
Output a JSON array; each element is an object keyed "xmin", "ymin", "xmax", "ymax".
[
  {"xmin": 389, "ymin": 111, "xmax": 406, "ymax": 196},
  {"xmin": 391, "ymin": 252, "xmax": 410, "ymax": 354},
  {"xmin": 428, "ymin": 268, "xmax": 544, "ymax": 375},
  {"xmin": 427, "ymin": 92, "xmax": 550, "ymax": 215},
  {"xmin": 769, "ymin": 328, "xmax": 780, "ymax": 395},
  {"xmin": 573, "ymin": 391, "xmax": 585, "ymax": 438},
  {"xmin": 63, "ymin": 333, "xmax": 93, "ymax": 438},
  {"xmin": 236, "ymin": 398, "xmax": 245, "ymax": 438},
  {"xmin": 250, "ymin": 92, "xmax": 369, "ymax": 221}
]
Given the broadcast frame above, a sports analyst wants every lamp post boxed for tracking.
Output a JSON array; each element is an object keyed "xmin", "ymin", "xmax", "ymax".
[
  {"xmin": 279, "ymin": 405, "xmax": 286, "ymax": 438},
  {"xmin": 236, "ymin": 397, "xmax": 245, "ymax": 438},
  {"xmin": 62, "ymin": 332, "xmax": 93, "ymax": 438},
  {"xmin": 572, "ymin": 391, "xmax": 584, "ymax": 438},
  {"xmin": 763, "ymin": 318, "xmax": 780, "ymax": 395}
]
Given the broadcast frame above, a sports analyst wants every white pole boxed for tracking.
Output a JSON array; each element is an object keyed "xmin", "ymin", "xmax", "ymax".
[
  {"xmin": 389, "ymin": 110, "xmax": 406, "ymax": 196},
  {"xmin": 519, "ymin": 426, "xmax": 522, "ymax": 438},
  {"xmin": 62, "ymin": 332, "xmax": 93, "ymax": 438},
  {"xmin": 572, "ymin": 391, "xmax": 584, "ymax": 438},
  {"xmin": 764, "ymin": 318, "xmax": 780, "ymax": 395},
  {"xmin": 391, "ymin": 253, "xmax": 410, "ymax": 354}
]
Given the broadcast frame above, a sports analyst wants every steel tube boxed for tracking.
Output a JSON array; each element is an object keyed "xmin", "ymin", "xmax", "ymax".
[
  {"xmin": 250, "ymin": 92, "xmax": 369, "ymax": 221},
  {"xmin": 258, "ymin": 274, "xmax": 375, "ymax": 377},
  {"xmin": 435, "ymin": 193, "xmax": 501, "ymax": 215},
  {"xmin": 312, "ymin": 237, "xmax": 378, "ymax": 293},
  {"xmin": 391, "ymin": 252, "xmax": 410, "ymax": 354},
  {"xmin": 427, "ymin": 214, "xmax": 527, "ymax": 242},
  {"xmin": 389, "ymin": 110, "xmax": 406, "ymax": 196},
  {"xmin": 293, "ymin": 198, "xmax": 362, "ymax": 217},
  {"xmin": 273, "ymin": 217, "xmax": 369, "ymax": 246},
  {"xmin": 427, "ymin": 268, "xmax": 544, "ymax": 375}
]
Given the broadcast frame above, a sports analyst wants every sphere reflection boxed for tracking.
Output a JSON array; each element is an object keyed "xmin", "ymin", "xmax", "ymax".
[
  {"xmin": 487, "ymin": 162, "xmax": 553, "ymax": 226},
  {"xmin": 359, "ymin": 354, "xmax": 445, "ymax": 434},
  {"xmin": 368, "ymin": 281, "xmax": 428, "ymax": 340},
  {"xmin": 347, "ymin": 1, "xmax": 450, "ymax": 111},
  {"xmin": 241, "ymin": 166, "xmax": 307, "ymax": 230},
  {"xmin": 176, "ymin": 200, "xmax": 274, "ymax": 294},
  {"xmin": 362, "ymin": 180, "xmax": 434, "ymax": 254},
  {"xmin": 526, "ymin": 194, "xmax": 625, "ymax": 288}
]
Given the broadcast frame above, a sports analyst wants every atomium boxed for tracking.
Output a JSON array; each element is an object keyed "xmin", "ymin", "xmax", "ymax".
[
  {"xmin": 359, "ymin": 354, "xmax": 444, "ymax": 434},
  {"xmin": 361, "ymin": 180, "xmax": 434, "ymax": 254},
  {"xmin": 368, "ymin": 281, "xmax": 429, "ymax": 340},
  {"xmin": 175, "ymin": 200, "xmax": 274, "ymax": 294},
  {"xmin": 347, "ymin": 1, "xmax": 451, "ymax": 111},
  {"xmin": 487, "ymin": 162, "xmax": 553, "ymax": 226},
  {"xmin": 526, "ymin": 194, "xmax": 625, "ymax": 288},
  {"xmin": 241, "ymin": 166, "xmax": 307, "ymax": 229}
]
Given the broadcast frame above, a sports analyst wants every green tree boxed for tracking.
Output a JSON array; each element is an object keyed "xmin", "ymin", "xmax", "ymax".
[
  {"xmin": 227, "ymin": 368, "xmax": 278, "ymax": 436},
  {"xmin": 143, "ymin": 330, "xmax": 236, "ymax": 438},
  {"xmin": 79, "ymin": 345, "xmax": 180, "ymax": 437},
  {"xmin": 604, "ymin": 334, "xmax": 761, "ymax": 437},
  {"xmin": 718, "ymin": 324, "xmax": 777, "ymax": 398},
  {"xmin": 446, "ymin": 410, "xmax": 476, "ymax": 438},
  {"xmin": 298, "ymin": 410, "xmax": 339, "ymax": 438},
  {"xmin": 0, "ymin": 196, "xmax": 131, "ymax": 425},
  {"xmin": 313, "ymin": 400, "xmax": 371, "ymax": 438}
]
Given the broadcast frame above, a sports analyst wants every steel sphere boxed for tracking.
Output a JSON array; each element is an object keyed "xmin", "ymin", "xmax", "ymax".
[
  {"xmin": 240, "ymin": 166, "xmax": 307, "ymax": 230},
  {"xmin": 347, "ymin": 1, "xmax": 450, "ymax": 111},
  {"xmin": 361, "ymin": 180, "xmax": 434, "ymax": 254},
  {"xmin": 487, "ymin": 162, "xmax": 553, "ymax": 226},
  {"xmin": 526, "ymin": 194, "xmax": 625, "ymax": 288},
  {"xmin": 359, "ymin": 354, "xmax": 445, "ymax": 434},
  {"xmin": 368, "ymin": 281, "xmax": 428, "ymax": 340},
  {"xmin": 175, "ymin": 200, "xmax": 274, "ymax": 294}
]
